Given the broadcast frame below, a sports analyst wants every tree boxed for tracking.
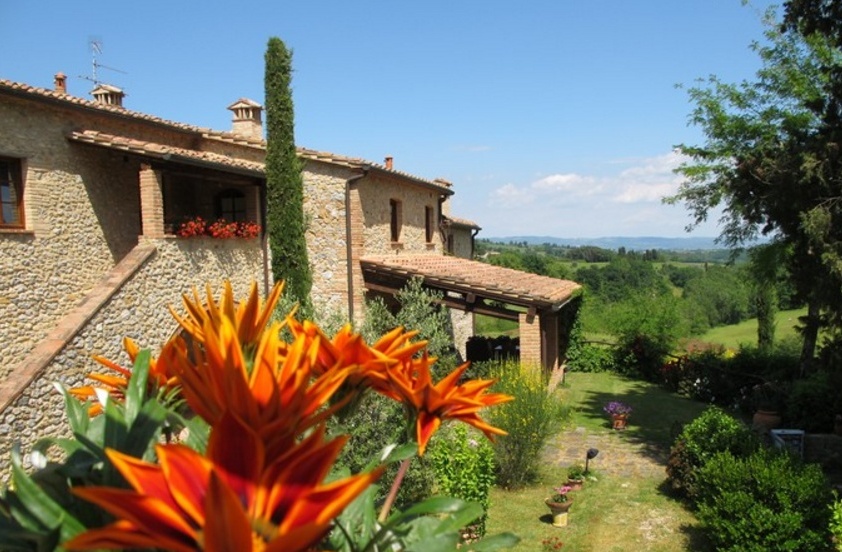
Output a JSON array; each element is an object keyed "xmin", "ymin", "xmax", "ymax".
[
  {"xmin": 666, "ymin": 8, "xmax": 842, "ymax": 373},
  {"xmin": 265, "ymin": 37, "xmax": 312, "ymax": 313}
]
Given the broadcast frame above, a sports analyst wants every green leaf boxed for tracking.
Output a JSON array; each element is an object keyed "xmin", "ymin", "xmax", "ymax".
[
  {"xmin": 404, "ymin": 532, "xmax": 460, "ymax": 552},
  {"xmin": 124, "ymin": 350, "xmax": 152, "ymax": 424},
  {"xmin": 389, "ymin": 496, "xmax": 473, "ymax": 521},
  {"xmin": 122, "ymin": 398, "xmax": 168, "ymax": 461},
  {"xmin": 56, "ymin": 384, "xmax": 88, "ymax": 435},
  {"xmin": 9, "ymin": 447, "xmax": 85, "ymax": 541}
]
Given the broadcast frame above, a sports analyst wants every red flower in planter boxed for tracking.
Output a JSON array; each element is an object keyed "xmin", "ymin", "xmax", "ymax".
[{"xmin": 176, "ymin": 216, "xmax": 261, "ymax": 239}]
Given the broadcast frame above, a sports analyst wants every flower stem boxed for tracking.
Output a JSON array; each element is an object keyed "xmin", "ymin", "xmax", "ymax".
[{"xmin": 378, "ymin": 458, "xmax": 412, "ymax": 523}]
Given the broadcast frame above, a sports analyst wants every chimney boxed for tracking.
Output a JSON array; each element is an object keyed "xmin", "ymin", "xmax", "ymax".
[
  {"xmin": 91, "ymin": 84, "xmax": 125, "ymax": 107},
  {"xmin": 385, "ymin": 156, "xmax": 394, "ymax": 170},
  {"xmin": 227, "ymin": 98, "xmax": 264, "ymax": 140},
  {"xmin": 54, "ymin": 72, "xmax": 67, "ymax": 94}
]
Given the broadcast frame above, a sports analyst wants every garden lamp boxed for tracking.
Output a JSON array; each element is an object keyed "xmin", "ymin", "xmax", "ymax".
[{"xmin": 585, "ymin": 448, "xmax": 599, "ymax": 474}]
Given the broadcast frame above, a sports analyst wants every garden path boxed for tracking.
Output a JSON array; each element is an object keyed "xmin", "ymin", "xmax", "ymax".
[
  {"xmin": 543, "ymin": 425, "xmax": 667, "ymax": 479},
  {"xmin": 544, "ymin": 369, "xmax": 668, "ymax": 479}
]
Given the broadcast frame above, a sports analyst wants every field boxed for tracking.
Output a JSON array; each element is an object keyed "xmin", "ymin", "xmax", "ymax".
[{"xmin": 696, "ymin": 307, "xmax": 806, "ymax": 349}]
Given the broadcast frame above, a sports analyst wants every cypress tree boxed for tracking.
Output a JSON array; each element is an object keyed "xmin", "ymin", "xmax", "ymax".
[{"xmin": 264, "ymin": 37, "xmax": 312, "ymax": 313}]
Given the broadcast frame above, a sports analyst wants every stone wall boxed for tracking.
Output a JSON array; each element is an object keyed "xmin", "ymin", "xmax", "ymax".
[
  {"xmin": 450, "ymin": 225, "xmax": 475, "ymax": 258},
  {"xmin": 357, "ymin": 175, "xmax": 443, "ymax": 256},
  {"xmin": 0, "ymin": 237, "xmax": 265, "ymax": 482},
  {"xmin": 0, "ymin": 98, "xmax": 140, "ymax": 378},
  {"xmin": 0, "ymin": 92, "xmax": 267, "ymax": 380},
  {"xmin": 301, "ymin": 161, "xmax": 355, "ymax": 320}
]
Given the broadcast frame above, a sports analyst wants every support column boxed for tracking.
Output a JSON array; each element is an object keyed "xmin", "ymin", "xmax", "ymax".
[
  {"xmin": 519, "ymin": 311, "xmax": 541, "ymax": 367},
  {"xmin": 540, "ymin": 313, "xmax": 561, "ymax": 372},
  {"xmin": 139, "ymin": 164, "xmax": 165, "ymax": 238}
]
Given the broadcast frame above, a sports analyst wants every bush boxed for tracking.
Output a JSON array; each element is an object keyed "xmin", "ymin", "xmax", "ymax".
[
  {"xmin": 429, "ymin": 424, "xmax": 495, "ymax": 538},
  {"xmin": 695, "ymin": 449, "xmax": 832, "ymax": 551},
  {"xmin": 666, "ymin": 406, "xmax": 758, "ymax": 501},
  {"xmin": 333, "ymin": 392, "xmax": 435, "ymax": 510},
  {"xmin": 829, "ymin": 495, "xmax": 842, "ymax": 551},
  {"xmin": 566, "ymin": 343, "xmax": 614, "ymax": 373},
  {"xmin": 486, "ymin": 361, "xmax": 566, "ymax": 489},
  {"xmin": 786, "ymin": 371, "xmax": 838, "ymax": 432},
  {"xmin": 610, "ymin": 292, "xmax": 686, "ymax": 381}
]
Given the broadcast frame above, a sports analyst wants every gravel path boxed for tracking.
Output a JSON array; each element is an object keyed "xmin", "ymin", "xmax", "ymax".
[{"xmin": 543, "ymin": 425, "xmax": 668, "ymax": 480}]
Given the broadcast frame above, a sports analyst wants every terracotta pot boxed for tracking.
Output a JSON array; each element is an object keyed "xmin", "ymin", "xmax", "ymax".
[
  {"xmin": 545, "ymin": 498, "xmax": 573, "ymax": 527},
  {"xmin": 611, "ymin": 413, "xmax": 629, "ymax": 430},
  {"xmin": 752, "ymin": 409, "xmax": 782, "ymax": 431},
  {"xmin": 566, "ymin": 478, "xmax": 583, "ymax": 491}
]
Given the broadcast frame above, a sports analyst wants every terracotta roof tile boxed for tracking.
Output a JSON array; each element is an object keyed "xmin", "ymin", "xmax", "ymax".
[
  {"xmin": 297, "ymin": 148, "xmax": 453, "ymax": 195},
  {"xmin": 67, "ymin": 130, "xmax": 265, "ymax": 175},
  {"xmin": 2, "ymin": 78, "xmax": 453, "ymax": 192},
  {"xmin": 361, "ymin": 254, "xmax": 581, "ymax": 309},
  {"xmin": 445, "ymin": 216, "xmax": 481, "ymax": 229}
]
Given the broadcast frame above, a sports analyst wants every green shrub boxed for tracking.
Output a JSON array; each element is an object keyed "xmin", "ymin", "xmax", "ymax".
[
  {"xmin": 666, "ymin": 406, "xmax": 758, "ymax": 501},
  {"xmin": 486, "ymin": 361, "xmax": 566, "ymax": 489},
  {"xmin": 429, "ymin": 424, "xmax": 495, "ymax": 538},
  {"xmin": 786, "ymin": 371, "xmax": 838, "ymax": 432},
  {"xmin": 829, "ymin": 495, "xmax": 842, "ymax": 551},
  {"xmin": 566, "ymin": 343, "xmax": 614, "ymax": 373},
  {"xmin": 695, "ymin": 449, "xmax": 832, "ymax": 552},
  {"xmin": 333, "ymin": 392, "xmax": 435, "ymax": 510}
]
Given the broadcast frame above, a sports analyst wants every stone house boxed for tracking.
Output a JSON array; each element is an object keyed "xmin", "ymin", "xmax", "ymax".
[{"xmin": 0, "ymin": 74, "xmax": 581, "ymax": 469}]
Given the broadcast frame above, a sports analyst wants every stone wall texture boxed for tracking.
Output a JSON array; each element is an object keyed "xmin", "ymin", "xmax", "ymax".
[
  {"xmin": 357, "ymin": 175, "xmax": 443, "ymax": 256},
  {"xmin": 0, "ymin": 237, "xmax": 264, "ymax": 481},
  {"xmin": 301, "ymin": 161, "xmax": 354, "ymax": 319}
]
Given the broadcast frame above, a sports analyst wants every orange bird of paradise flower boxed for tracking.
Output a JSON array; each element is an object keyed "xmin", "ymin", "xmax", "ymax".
[
  {"xmin": 65, "ymin": 412, "xmax": 383, "ymax": 552},
  {"xmin": 68, "ymin": 337, "xmax": 179, "ymax": 416},
  {"xmin": 377, "ymin": 354, "xmax": 514, "ymax": 456},
  {"xmin": 285, "ymin": 318, "xmax": 426, "ymax": 386},
  {"xmin": 169, "ymin": 280, "xmax": 285, "ymax": 358},
  {"xmin": 170, "ymin": 313, "xmax": 350, "ymax": 460}
]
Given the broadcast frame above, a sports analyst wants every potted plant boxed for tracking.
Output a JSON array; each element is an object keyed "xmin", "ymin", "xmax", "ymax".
[
  {"xmin": 545, "ymin": 485, "xmax": 573, "ymax": 527},
  {"xmin": 603, "ymin": 401, "xmax": 632, "ymax": 430},
  {"xmin": 566, "ymin": 464, "xmax": 586, "ymax": 490},
  {"xmin": 752, "ymin": 381, "xmax": 784, "ymax": 431}
]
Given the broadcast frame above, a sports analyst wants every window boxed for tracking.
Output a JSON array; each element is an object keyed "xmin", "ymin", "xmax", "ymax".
[
  {"xmin": 215, "ymin": 189, "xmax": 246, "ymax": 222},
  {"xmin": 0, "ymin": 156, "xmax": 23, "ymax": 228},
  {"xmin": 390, "ymin": 199, "xmax": 402, "ymax": 242},
  {"xmin": 425, "ymin": 206, "xmax": 434, "ymax": 243}
]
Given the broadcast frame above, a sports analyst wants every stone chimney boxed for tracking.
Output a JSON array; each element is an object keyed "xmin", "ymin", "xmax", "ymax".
[
  {"xmin": 384, "ymin": 156, "xmax": 394, "ymax": 170},
  {"xmin": 91, "ymin": 84, "xmax": 125, "ymax": 107},
  {"xmin": 227, "ymin": 98, "xmax": 263, "ymax": 140},
  {"xmin": 54, "ymin": 72, "xmax": 67, "ymax": 94}
]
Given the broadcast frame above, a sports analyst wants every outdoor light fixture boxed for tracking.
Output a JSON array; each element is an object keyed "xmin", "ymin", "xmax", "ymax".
[{"xmin": 585, "ymin": 447, "xmax": 599, "ymax": 474}]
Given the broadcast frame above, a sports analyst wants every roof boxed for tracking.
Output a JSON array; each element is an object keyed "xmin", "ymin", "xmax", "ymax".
[
  {"xmin": 444, "ymin": 216, "xmax": 481, "ymax": 230},
  {"xmin": 297, "ymin": 148, "xmax": 453, "ymax": 195},
  {"xmin": 360, "ymin": 254, "xmax": 581, "ymax": 310},
  {"xmin": 0, "ymin": 78, "xmax": 454, "ymax": 193},
  {"xmin": 67, "ymin": 130, "xmax": 265, "ymax": 177}
]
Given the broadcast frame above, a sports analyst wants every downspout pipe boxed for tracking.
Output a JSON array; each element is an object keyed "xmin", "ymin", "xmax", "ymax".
[
  {"xmin": 471, "ymin": 227, "xmax": 480, "ymax": 259},
  {"xmin": 345, "ymin": 168, "xmax": 369, "ymax": 326}
]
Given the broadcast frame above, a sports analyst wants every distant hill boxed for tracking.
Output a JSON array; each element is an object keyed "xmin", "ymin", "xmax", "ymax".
[{"xmin": 483, "ymin": 236, "xmax": 726, "ymax": 251}]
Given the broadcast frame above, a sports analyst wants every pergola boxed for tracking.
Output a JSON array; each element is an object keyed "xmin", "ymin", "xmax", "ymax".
[{"xmin": 360, "ymin": 255, "xmax": 582, "ymax": 371}]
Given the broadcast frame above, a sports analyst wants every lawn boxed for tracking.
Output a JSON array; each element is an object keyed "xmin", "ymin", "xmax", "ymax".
[
  {"xmin": 485, "ymin": 372, "xmax": 712, "ymax": 551},
  {"xmin": 696, "ymin": 307, "xmax": 806, "ymax": 349}
]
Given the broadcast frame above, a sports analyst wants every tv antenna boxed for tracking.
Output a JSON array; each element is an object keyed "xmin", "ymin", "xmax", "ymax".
[{"xmin": 80, "ymin": 38, "xmax": 127, "ymax": 87}]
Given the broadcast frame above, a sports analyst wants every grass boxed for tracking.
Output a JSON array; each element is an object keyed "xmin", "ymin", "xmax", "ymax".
[
  {"xmin": 697, "ymin": 307, "xmax": 806, "ymax": 349},
  {"xmin": 485, "ymin": 372, "xmax": 713, "ymax": 551}
]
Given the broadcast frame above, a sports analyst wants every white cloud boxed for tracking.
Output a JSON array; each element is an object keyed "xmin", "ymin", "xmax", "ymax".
[{"xmin": 474, "ymin": 150, "xmax": 712, "ymax": 237}]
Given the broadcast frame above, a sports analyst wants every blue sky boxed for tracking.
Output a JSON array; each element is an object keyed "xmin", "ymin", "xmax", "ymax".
[{"xmin": 2, "ymin": 1, "xmax": 776, "ymax": 238}]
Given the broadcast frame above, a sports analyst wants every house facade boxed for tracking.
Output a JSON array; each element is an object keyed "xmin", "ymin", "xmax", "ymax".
[{"xmin": 0, "ymin": 74, "xmax": 580, "ymax": 474}]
